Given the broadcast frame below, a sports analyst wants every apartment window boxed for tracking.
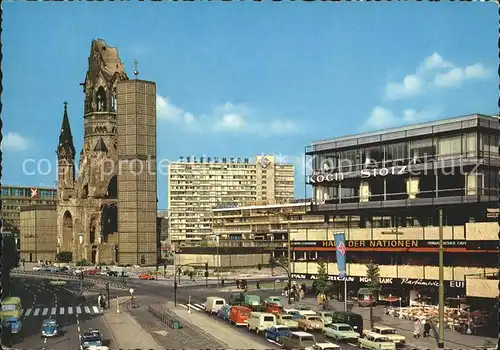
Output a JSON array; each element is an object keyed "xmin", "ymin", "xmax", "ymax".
[
  {"xmin": 438, "ymin": 135, "xmax": 461, "ymax": 159},
  {"xmin": 410, "ymin": 138, "xmax": 434, "ymax": 160},
  {"xmin": 385, "ymin": 142, "xmax": 408, "ymax": 163}
]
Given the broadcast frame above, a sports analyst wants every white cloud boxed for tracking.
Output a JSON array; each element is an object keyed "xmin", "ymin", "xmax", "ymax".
[
  {"xmin": 2, "ymin": 132, "xmax": 30, "ymax": 151},
  {"xmin": 434, "ymin": 63, "xmax": 492, "ymax": 87},
  {"xmin": 157, "ymin": 95, "xmax": 299, "ymax": 135},
  {"xmin": 365, "ymin": 106, "xmax": 439, "ymax": 130},
  {"xmin": 385, "ymin": 52, "xmax": 492, "ymax": 100},
  {"xmin": 386, "ymin": 74, "xmax": 424, "ymax": 100}
]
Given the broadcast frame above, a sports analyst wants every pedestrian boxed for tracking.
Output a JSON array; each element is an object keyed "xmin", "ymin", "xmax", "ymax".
[
  {"xmin": 423, "ymin": 319, "xmax": 431, "ymax": 338},
  {"xmin": 413, "ymin": 319, "xmax": 422, "ymax": 338}
]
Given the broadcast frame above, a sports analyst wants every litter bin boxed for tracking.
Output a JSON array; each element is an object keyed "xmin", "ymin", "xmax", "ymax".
[{"xmin": 172, "ymin": 320, "xmax": 182, "ymax": 329}]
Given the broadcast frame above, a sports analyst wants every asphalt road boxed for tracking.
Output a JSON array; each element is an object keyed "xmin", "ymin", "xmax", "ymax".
[
  {"xmin": 11, "ymin": 276, "xmax": 114, "ymax": 350},
  {"xmin": 171, "ymin": 287, "xmax": 360, "ymax": 350}
]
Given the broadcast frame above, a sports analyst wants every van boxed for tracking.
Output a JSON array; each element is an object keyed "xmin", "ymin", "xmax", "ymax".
[
  {"xmin": 248, "ymin": 312, "xmax": 276, "ymax": 333},
  {"xmin": 281, "ymin": 331, "xmax": 317, "ymax": 350},
  {"xmin": 229, "ymin": 305, "xmax": 252, "ymax": 326},
  {"xmin": 204, "ymin": 297, "xmax": 226, "ymax": 314},
  {"xmin": 331, "ymin": 311, "xmax": 364, "ymax": 334}
]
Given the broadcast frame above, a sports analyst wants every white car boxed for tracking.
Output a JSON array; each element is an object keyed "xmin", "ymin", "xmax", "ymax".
[
  {"xmin": 33, "ymin": 266, "xmax": 42, "ymax": 271},
  {"xmin": 313, "ymin": 342, "xmax": 340, "ymax": 350}
]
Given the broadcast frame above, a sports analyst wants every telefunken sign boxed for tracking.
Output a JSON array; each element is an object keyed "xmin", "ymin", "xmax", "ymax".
[{"xmin": 308, "ymin": 166, "xmax": 409, "ymax": 183}]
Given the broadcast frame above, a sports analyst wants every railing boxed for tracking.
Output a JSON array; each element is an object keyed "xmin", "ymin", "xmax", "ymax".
[
  {"xmin": 147, "ymin": 305, "xmax": 183, "ymax": 329},
  {"xmin": 10, "ymin": 270, "xmax": 127, "ymax": 289}
]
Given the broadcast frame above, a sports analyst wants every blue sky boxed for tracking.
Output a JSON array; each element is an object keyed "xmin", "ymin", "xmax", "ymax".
[{"xmin": 3, "ymin": 3, "xmax": 498, "ymax": 209}]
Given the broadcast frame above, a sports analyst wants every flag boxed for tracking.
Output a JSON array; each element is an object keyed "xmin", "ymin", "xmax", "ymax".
[{"xmin": 334, "ymin": 232, "xmax": 347, "ymax": 279}]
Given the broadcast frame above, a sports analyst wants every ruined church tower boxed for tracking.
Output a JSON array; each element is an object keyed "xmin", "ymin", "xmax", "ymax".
[{"xmin": 56, "ymin": 39, "xmax": 128, "ymax": 264}]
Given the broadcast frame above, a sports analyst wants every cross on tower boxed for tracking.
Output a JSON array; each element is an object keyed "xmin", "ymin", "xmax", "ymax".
[
  {"xmin": 133, "ymin": 59, "xmax": 139, "ymax": 78},
  {"xmin": 63, "ymin": 101, "xmax": 68, "ymax": 110}
]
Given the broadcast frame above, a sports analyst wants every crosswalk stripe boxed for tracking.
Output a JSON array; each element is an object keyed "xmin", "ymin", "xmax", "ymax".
[
  {"xmin": 60, "ymin": 307, "xmax": 65, "ymax": 315},
  {"xmin": 25, "ymin": 308, "xmax": 32, "ymax": 316},
  {"xmin": 84, "ymin": 306, "xmax": 91, "ymax": 314},
  {"xmin": 51, "ymin": 308, "xmax": 57, "ymax": 315},
  {"xmin": 92, "ymin": 306, "xmax": 99, "ymax": 314},
  {"xmin": 68, "ymin": 307, "xmax": 73, "ymax": 315},
  {"xmin": 33, "ymin": 308, "xmax": 40, "ymax": 316},
  {"xmin": 42, "ymin": 308, "xmax": 49, "ymax": 316},
  {"xmin": 188, "ymin": 304, "xmax": 202, "ymax": 311},
  {"xmin": 77, "ymin": 306, "xmax": 82, "ymax": 314},
  {"xmin": 180, "ymin": 304, "xmax": 188, "ymax": 309},
  {"xmin": 194, "ymin": 303, "xmax": 204, "ymax": 309}
]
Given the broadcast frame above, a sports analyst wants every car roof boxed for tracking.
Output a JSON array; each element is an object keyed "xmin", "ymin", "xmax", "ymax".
[
  {"xmin": 292, "ymin": 331, "xmax": 314, "ymax": 337},
  {"xmin": 42, "ymin": 319, "xmax": 57, "ymax": 324},
  {"xmin": 364, "ymin": 331, "xmax": 390, "ymax": 338},
  {"xmin": 373, "ymin": 325, "xmax": 395, "ymax": 330},
  {"xmin": 274, "ymin": 325, "xmax": 290, "ymax": 329},
  {"xmin": 331, "ymin": 323, "xmax": 352, "ymax": 327},
  {"xmin": 316, "ymin": 342, "xmax": 340, "ymax": 349}
]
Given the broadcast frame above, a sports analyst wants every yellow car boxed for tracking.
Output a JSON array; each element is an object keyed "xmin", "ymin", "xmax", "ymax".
[
  {"xmin": 277, "ymin": 314, "xmax": 299, "ymax": 329},
  {"xmin": 369, "ymin": 326, "xmax": 406, "ymax": 347},
  {"xmin": 358, "ymin": 331, "xmax": 396, "ymax": 350},
  {"xmin": 298, "ymin": 315, "xmax": 324, "ymax": 331}
]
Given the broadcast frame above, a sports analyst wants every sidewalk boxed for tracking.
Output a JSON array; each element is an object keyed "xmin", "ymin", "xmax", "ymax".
[
  {"xmin": 102, "ymin": 303, "xmax": 162, "ymax": 350},
  {"xmin": 285, "ymin": 296, "xmax": 496, "ymax": 350},
  {"xmin": 164, "ymin": 301, "xmax": 279, "ymax": 350}
]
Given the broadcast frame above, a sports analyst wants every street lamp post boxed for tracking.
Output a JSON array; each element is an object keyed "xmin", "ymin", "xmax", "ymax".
[{"xmin": 438, "ymin": 208, "xmax": 445, "ymax": 349}]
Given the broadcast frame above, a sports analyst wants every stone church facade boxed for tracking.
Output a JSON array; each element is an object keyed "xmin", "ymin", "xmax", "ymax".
[{"xmin": 56, "ymin": 39, "xmax": 151, "ymax": 265}]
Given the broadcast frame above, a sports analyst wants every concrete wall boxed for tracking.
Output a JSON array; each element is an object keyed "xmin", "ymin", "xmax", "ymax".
[
  {"xmin": 292, "ymin": 262, "xmax": 498, "ymax": 282},
  {"xmin": 466, "ymin": 277, "xmax": 498, "ymax": 299},
  {"xmin": 175, "ymin": 252, "xmax": 272, "ymax": 269},
  {"xmin": 20, "ymin": 206, "xmax": 57, "ymax": 262}
]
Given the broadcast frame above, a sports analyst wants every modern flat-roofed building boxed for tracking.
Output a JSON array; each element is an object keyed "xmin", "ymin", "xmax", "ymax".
[
  {"xmin": 296, "ymin": 114, "xmax": 499, "ymax": 317},
  {"xmin": 168, "ymin": 155, "xmax": 294, "ymax": 244},
  {"xmin": 20, "ymin": 204, "xmax": 58, "ymax": 263},
  {"xmin": 1, "ymin": 185, "xmax": 57, "ymax": 233}
]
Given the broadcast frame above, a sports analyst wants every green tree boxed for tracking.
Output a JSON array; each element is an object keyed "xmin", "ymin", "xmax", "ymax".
[
  {"xmin": 366, "ymin": 261, "xmax": 380, "ymax": 328},
  {"xmin": 315, "ymin": 260, "xmax": 330, "ymax": 295}
]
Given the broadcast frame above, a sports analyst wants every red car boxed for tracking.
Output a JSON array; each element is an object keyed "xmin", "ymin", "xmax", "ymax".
[{"xmin": 139, "ymin": 273, "xmax": 155, "ymax": 280}]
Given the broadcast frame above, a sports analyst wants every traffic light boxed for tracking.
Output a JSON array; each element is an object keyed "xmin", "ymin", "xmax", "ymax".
[
  {"xmin": 204, "ymin": 271, "xmax": 209, "ymax": 278},
  {"xmin": 205, "ymin": 262, "xmax": 208, "ymax": 271},
  {"xmin": 257, "ymin": 263, "xmax": 262, "ymax": 270}
]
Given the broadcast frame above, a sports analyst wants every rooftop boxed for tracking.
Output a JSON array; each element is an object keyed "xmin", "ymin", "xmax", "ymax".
[{"xmin": 310, "ymin": 113, "xmax": 499, "ymax": 150}]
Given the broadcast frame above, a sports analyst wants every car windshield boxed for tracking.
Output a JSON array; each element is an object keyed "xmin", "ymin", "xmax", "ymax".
[
  {"xmin": 380, "ymin": 329, "xmax": 396, "ymax": 334},
  {"xmin": 308, "ymin": 317, "xmax": 321, "ymax": 321},
  {"xmin": 281, "ymin": 315, "xmax": 293, "ymax": 320},
  {"xmin": 1, "ymin": 305, "xmax": 16, "ymax": 311},
  {"xmin": 323, "ymin": 313, "xmax": 333, "ymax": 317},
  {"xmin": 376, "ymin": 337, "xmax": 391, "ymax": 342},
  {"xmin": 338, "ymin": 326, "xmax": 353, "ymax": 331},
  {"xmin": 83, "ymin": 336, "xmax": 102, "ymax": 345},
  {"xmin": 276, "ymin": 327, "xmax": 290, "ymax": 332}
]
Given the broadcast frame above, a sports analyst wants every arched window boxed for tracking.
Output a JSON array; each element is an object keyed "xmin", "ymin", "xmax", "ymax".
[
  {"xmin": 110, "ymin": 89, "xmax": 117, "ymax": 112},
  {"xmin": 96, "ymin": 87, "xmax": 106, "ymax": 112}
]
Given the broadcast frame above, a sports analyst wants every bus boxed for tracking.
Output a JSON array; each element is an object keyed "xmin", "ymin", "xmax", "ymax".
[{"xmin": 1, "ymin": 296, "xmax": 23, "ymax": 334}]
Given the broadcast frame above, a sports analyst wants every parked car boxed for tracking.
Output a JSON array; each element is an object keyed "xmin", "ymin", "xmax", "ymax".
[
  {"xmin": 138, "ymin": 273, "xmax": 155, "ymax": 280},
  {"xmin": 368, "ymin": 326, "xmax": 406, "ymax": 347},
  {"xmin": 265, "ymin": 325, "xmax": 291, "ymax": 343},
  {"xmin": 229, "ymin": 305, "xmax": 251, "ymax": 326},
  {"xmin": 80, "ymin": 329, "xmax": 104, "ymax": 350},
  {"xmin": 317, "ymin": 311, "xmax": 333, "ymax": 326},
  {"xmin": 281, "ymin": 331, "xmax": 317, "ymax": 350},
  {"xmin": 298, "ymin": 315, "xmax": 324, "ymax": 331},
  {"xmin": 41, "ymin": 319, "xmax": 59, "ymax": 338},
  {"xmin": 312, "ymin": 342, "xmax": 340, "ymax": 350},
  {"xmin": 33, "ymin": 266, "xmax": 43, "ymax": 271},
  {"xmin": 298, "ymin": 309, "xmax": 317, "ymax": 316},
  {"xmin": 228, "ymin": 293, "xmax": 244, "ymax": 306},
  {"xmin": 276, "ymin": 313, "xmax": 299, "ymax": 329},
  {"xmin": 264, "ymin": 296, "xmax": 283, "ymax": 306},
  {"xmin": 358, "ymin": 331, "xmax": 396, "ymax": 350},
  {"xmin": 331, "ymin": 311, "xmax": 364, "ymax": 334},
  {"xmin": 323, "ymin": 323, "xmax": 360, "ymax": 341}
]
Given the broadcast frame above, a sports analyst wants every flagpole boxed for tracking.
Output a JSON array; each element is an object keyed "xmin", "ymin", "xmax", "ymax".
[{"xmin": 344, "ymin": 278, "xmax": 348, "ymax": 311}]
